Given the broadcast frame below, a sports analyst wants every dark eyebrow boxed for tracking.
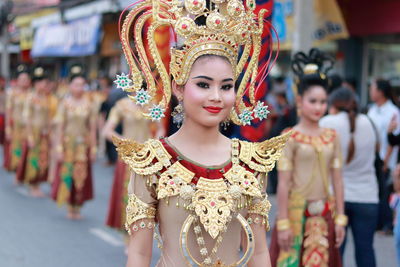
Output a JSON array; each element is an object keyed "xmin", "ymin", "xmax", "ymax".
[
  {"xmin": 192, "ymin": 75, "xmax": 213, "ymax": 81},
  {"xmin": 192, "ymin": 76, "xmax": 234, "ymax": 82}
]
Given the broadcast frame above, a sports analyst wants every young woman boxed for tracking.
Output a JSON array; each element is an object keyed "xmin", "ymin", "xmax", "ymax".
[
  {"xmin": 4, "ymin": 65, "xmax": 31, "ymax": 172},
  {"xmin": 111, "ymin": 1, "xmax": 290, "ymax": 266},
  {"xmin": 103, "ymin": 97, "xmax": 161, "ymax": 232},
  {"xmin": 321, "ymin": 87, "xmax": 379, "ymax": 267},
  {"xmin": 51, "ymin": 73, "xmax": 97, "ymax": 220},
  {"xmin": 15, "ymin": 66, "xmax": 58, "ymax": 197},
  {"xmin": 270, "ymin": 49, "xmax": 346, "ymax": 267}
]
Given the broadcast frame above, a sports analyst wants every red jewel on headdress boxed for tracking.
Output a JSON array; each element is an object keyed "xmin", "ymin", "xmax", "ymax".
[
  {"xmin": 236, "ymin": 7, "xmax": 241, "ymax": 12},
  {"xmin": 182, "ymin": 24, "xmax": 188, "ymax": 29},
  {"xmin": 193, "ymin": 0, "xmax": 198, "ymax": 5},
  {"xmin": 215, "ymin": 19, "xmax": 221, "ymax": 25},
  {"xmin": 210, "ymin": 201, "xmax": 216, "ymax": 207}
]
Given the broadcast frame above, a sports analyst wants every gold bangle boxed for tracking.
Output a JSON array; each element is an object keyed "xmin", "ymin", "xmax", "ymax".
[
  {"xmin": 335, "ymin": 214, "xmax": 348, "ymax": 226},
  {"xmin": 277, "ymin": 219, "xmax": 291, "ymax": 231}
]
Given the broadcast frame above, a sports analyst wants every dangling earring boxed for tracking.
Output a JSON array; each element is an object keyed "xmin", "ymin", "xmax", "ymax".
[
  {"xmin": 172, "ymin": 99, "xmax": 185, "ymax": 128},
  {"xmin": 221, "ymin": 117, "xmax": 230, "ymax": 131}
]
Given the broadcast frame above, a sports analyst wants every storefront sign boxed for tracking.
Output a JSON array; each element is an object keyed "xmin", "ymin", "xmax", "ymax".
[{"xmin": 31, "ymin": 15, "xmax": 101, "ymax": 57}]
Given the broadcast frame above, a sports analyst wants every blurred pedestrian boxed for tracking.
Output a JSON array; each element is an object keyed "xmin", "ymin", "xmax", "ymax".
[
  {"xmin": 99, "ymin": 77, "xmax": 126, "ymax": 165},
  {"xmin": 368, "ymin": 78, "xmax": 400, "ymax": 234},
  {"xmin": 0, "ymin": 76, "xmax": 5, "ymax": 145},
  {"xmin": 270, "ymin": 48, "xmax": 345, "ymax": 267},
  {"xmin": 15, "ymin": 66, "xmax": 58, "ymax": 197},
  {"xmin": 320, "ymin": 87, "xmax": 379, "ymax": 267},
  {"xmin": 4, "ymin": 64, "xmax": 32, "ymax": 173},
  {"xmin": 51, "ymin": 69, "xmax": 97, "ymax": 220}
]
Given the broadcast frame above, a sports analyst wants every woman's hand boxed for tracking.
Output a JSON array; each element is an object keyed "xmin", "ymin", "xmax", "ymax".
[
  {"xmin": 335, "ymin": 224, "xmax": 346, "ymax": 248},
  {"xmin": 277, "ymin": 228, "xmax": 293, "ymax": 251}
]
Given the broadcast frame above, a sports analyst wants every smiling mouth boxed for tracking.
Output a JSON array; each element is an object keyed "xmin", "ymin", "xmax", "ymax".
[{"xmin": 204, "ymin": 106, "xmax": 222, "ymax": 114}]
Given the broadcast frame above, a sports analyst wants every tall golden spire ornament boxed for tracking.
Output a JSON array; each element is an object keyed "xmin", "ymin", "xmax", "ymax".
[{"xmin": 114, "ymin": 0, "xmax": 277, "ymax": 125}]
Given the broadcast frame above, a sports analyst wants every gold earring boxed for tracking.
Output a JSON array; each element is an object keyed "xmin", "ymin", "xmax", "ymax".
[{"xmin": 172, "ymin": 99, "xmax": 184, "ymax": 127}]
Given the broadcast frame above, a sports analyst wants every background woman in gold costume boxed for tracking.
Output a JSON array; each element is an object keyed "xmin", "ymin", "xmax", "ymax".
[
  {"xmin": 270, "ymin": 49, "xmax": 346, "ymax": 267},
  {"xmin": 51, "ymin": 71, "xmax": 97, "ymax": 220}
]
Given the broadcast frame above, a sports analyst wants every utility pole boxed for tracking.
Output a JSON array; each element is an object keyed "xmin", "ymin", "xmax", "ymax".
[{"xmin": 293, "ymin": 0, "xmax": 314, "ymax": 53}]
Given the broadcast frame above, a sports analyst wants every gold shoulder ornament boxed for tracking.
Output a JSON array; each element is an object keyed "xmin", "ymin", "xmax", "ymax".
[
  {"xmin": 112, "ymin": 136, "xmax": 172, "ymax": 176},
  {"xmin": 239, "ymin": 130, "xmax": 293, "ymax": 173}
]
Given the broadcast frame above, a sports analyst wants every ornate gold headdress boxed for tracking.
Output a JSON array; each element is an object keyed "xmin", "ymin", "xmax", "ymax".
[{"xmin": 114, "ymin": 0, "xmax": 275, "ymax": 125}]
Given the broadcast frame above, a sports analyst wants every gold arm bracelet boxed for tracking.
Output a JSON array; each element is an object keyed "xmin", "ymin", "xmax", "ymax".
[
  {"xmin": 180, "ymin": 214, "xmax": 254, "ymax": 267},
  {"xmin": 277, "ymin": 219, "xmax": 291, "ymax": 231},
  {"xmin": 335, "ymin": 214, "xmax": 348, "ymax": 226}
]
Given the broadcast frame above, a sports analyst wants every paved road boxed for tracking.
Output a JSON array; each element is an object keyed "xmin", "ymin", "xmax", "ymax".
[{"xmin": 0, "ymin": 147, "xmax": 396, "ymax": 267}]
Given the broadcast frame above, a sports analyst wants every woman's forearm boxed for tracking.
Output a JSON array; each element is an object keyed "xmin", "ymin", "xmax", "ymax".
[
  {"xmin": 277, "ymin": 171, "xmax": 291, "ymax": 219},
  {"xmin": 331, "ymin": 169, "xmax": 344, "ymax": 214}
]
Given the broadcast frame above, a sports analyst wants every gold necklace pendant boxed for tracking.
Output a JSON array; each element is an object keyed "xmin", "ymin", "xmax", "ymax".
[{"xmin": 193, "ymin": 178, "xmax": 234, "ymax": 239}]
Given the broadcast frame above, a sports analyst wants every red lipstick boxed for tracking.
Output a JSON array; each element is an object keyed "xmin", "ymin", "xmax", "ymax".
[{"xmin": 204, "ymin": 106, "xmax": 222, "ymax": 114}]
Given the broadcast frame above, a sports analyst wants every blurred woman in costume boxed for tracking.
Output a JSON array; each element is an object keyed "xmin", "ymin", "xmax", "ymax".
[
  {"xmin": 270, "ymin": 48, "xmax": 346, "ymax": 267},
  {"xmin": 51, "ymin": 67, "xmax": 97, "ymax": 220},
  {"xmin": 103, "ymin": 97, "xmax": 162, "ymax": 236},
  {"xmin": 16, "ymin": 66, "xmax": 58, "ymax": 197},
  {"xmin": 4, "ymin": 65, "xmax": 32, "ymax": 173}
]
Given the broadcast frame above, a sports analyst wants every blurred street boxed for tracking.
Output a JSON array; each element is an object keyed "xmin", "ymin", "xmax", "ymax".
[{"xmin": 0, "ymin": 146, "xmax": 395, "ymax": 267}]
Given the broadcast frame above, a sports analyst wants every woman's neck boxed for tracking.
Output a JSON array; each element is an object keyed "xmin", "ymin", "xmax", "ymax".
[
  {"xmin": 171, "ymin": 118, "xmax": 223, "ymax": 147},
  {"xmin": 297, "ymin": 116, "xmax": 320, "ymax": 135}
]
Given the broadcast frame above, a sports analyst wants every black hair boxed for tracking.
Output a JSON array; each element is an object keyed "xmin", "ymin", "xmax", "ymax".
[
  {"xmin": 291, "ymin": 48, "xmax": 334, "ymax": 95},
  {"xmin": 328, "ymin": 74, "xmax": 343, "ymax": 94},
  {"xmin": 375, "ymin": 78, "xmax": 392, "ymax": 100},
  {"xmin": 344, "ymin": 77, "xmax": 357, "ymax": 90},
  {"xmin": 329, "ymin": 87, "xmax": 359, "ymax": 163}
]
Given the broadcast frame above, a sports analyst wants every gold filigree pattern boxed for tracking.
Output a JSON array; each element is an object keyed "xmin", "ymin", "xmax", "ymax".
[
  {"xmin": 112, "ymin": 137, "xmax": 171, "ymax": 175},
  {"xmin": 224, "ymin": 164, "xmax": 262, "ymax": 198},
  {"xmin": 302, "ymin": 216, "xmax": 329, "ymax": 267},
  {"xmin": 248, "ymin": 195, "xmax": 271, "ymax": 230},
  {"xmin": 125, "ymin": 194, "xmax": 157, "ymax": 235},
  {"xmin": 193, "ymin": 178, "xmax": 234, "ymax": 239},
  {"xmin": 239, "ymin": 130, "xmax": 293, "ymax": 173},
  {"xmin": 157, "ymin": 161, "xmax": 194, "ymax": 199}
]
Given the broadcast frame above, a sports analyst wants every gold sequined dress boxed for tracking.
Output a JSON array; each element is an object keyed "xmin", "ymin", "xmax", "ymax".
[
  {"xmin": 16, "ymin": 92, "xmax": 58, "ymax": 185},
  {"xmin": 270, "ymin": 128, "xmax": 343, "ymax": 267},
  {"xmin": 51, "ymin": 95, "xmax": 97, "ymax": 207},
  {"xmin": 4, "ymin": 89, "xmax": 30, "ymax": 171},
  {"xmin": 114, "ymin": 131, "xmax": 291, "ymax": 267}
]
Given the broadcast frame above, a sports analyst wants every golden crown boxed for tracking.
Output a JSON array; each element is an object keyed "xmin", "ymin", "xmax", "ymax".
[{"xmin": 115, "ymin": 0, "xmax": 273, "ymax": 125}]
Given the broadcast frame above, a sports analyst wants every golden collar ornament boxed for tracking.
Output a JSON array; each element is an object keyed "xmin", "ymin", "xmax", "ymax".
[
  {"xmin": 113, "ymin": 131, "xmax": 291, "ymax": 266},
  {"xmin": 114, "ymin": 0, "xmax": 274, "ymax": 125}
]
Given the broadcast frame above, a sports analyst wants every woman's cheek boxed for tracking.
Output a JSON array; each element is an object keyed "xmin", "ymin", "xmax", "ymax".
[{"xmin": 183, "ymin": 85, "xmax": 206, "ymax": 105}]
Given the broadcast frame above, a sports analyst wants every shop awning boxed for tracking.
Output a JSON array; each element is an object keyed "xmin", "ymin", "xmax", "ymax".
[
  {"xmin": 31, "ymin": 15, "xmax": 101, "ymax": 57},
  {"xmin": 338, "ymin": 0, "xmax": 400, "ymax": 36}
]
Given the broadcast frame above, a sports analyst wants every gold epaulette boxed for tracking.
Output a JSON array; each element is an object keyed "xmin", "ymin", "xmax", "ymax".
[
  {"xmin": 239, "ymin": 130, "xmax": 293, "ymax": 173},
  {"xmin": 112, "ymin": 136, "xmax": 172, "ymax": 176}
]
